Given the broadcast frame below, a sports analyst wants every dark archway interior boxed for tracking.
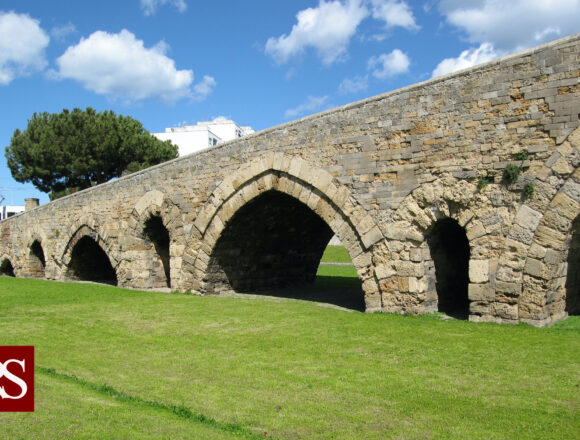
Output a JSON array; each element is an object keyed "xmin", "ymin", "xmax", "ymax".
[
  {"xmin": 427, "ymin": 218, "xmax": 470, "ymax": 319},
  {"xmin": 67, "ymin": 236, "xmax": 117, "ymax": 285},
  {"xmin": 29, "ymin": 240, "xmax": 46, "ymax": 277},
  {"xmin": 565, "ymin": 216, "xmax": 580, "ymax": 315},
  {"xmin": 205, "ymin": 190, "xmax": 365, "ymax": 310},
  {"xmin": 144, "ymin": 215, "xmax": 171, "ymax": 288},
  {"xmin": 30, "ymin": 240, "xmax": 46, "ymax": 267},
  {"xmin": 0, "ymin": 259, "xmax": 15, "ymax": 277}
]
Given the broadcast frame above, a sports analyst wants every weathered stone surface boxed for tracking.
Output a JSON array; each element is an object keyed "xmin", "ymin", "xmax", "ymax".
[
  {"xmin": 469, "ymin": 260, "xmax": 489, "ymax": 283},
  {"xmin": 1, "ymin": 35, "xmax": 579, "ymax": 326},
  {"xmin": 468, "ymin": 283, "xmax": 495, "ymax": 301}
]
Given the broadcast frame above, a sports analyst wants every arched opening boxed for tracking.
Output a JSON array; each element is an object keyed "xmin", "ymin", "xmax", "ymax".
[
  {"xmin": 66, "ymin": 236, "xmax": 117, "ymax": 285},
  {"xmin": 205, "ymin": 190, "xmax": 365, "ymax": 310},
  {"xmin": 565, "ymin": 216, "xmax": 580, "ymax": 315},
  {"xmin": 28, "ymin": 240, "xmax": 46, "ymax": 278},
  {"xmin": 427, "ymin": 218, "xmax": 470, "ymax": 319},
  {"xmin": 143, "ymin": 215, "xmax": 171, "ymax": 288},
  {"xmin": 0, "ymin": 258, "xmax": 15, "ymax": 277}
]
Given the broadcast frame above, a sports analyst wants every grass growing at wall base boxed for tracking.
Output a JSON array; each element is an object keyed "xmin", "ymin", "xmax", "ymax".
[{"xmin": 0, "ymin": 276, "xmax": 578, "ymax": 439}]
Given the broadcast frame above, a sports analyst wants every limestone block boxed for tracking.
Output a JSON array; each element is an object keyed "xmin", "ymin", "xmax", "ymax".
[
  {"xmin": 551, "ymin": 156, "xmax": 572, "ymax": 175},
  {"xmin": 491, "ymin": 302, "xmax": 518, "ymax": 320},
  {"xmin": 362, "ymin": 278, "xmax": 379, "ymax": 295},
  {"xmin": 495, "ymin": 280, "xmax": 522, "ymax": 297},
  {"xmin": 508, "ymin": 224, "xmax": 535, "ymax": 245},
  {"xmin": 468, "ymin": 283, "xmax": 495, "ymax": 301},
  {"xmin": 466, "ymin": 223, "xmax": 486, "ymax": 240},
  {"xmin": 561, "ymin": 179, "xmax": 580, "ymax": 202},
  {"xmin": 523, "ymin": 258, "xmax": 550, "ymax": 280},
  {"xmin": 361, "ymin": 225, "xmax": 383, "ymax": 249},
  {"xmin": 567, "ymin": 126, "xmax": 580, "ymax": 150},
  {"xmin": 549, "ymin": 192, "xmax": 580, "ymax": 220},
  {"xmin": 514, "ymin": 205, "xmax": 543, "ymax": 231},
  {"xmin": 394, "ymin": 260, "xmax": 424, "ymax": 277},
  {"xmin": 352, "ymin": 252, "xmax": 372, "ymax": 269},
  {"xmin": 409, "ymin": 248, "xmax": 423, "ymax": 262},
  {"xmin": 375, "ymin": 263, "xmax": 395, "ymax": 280},
  {"xmin": 496, "ymin": 265, "xmax": 523, "ymax": 283},
  {"xmin": 311, "ymin": 170, "xmax": 334, "ymax": 194},
  {"xmin": 288, "ymin": 157, "xmax": 304, "ymax": 178},
  {"xmin": 408, "ymin": 276, "xmax": 427, "ymax": 293},
  {"xmin": 469, "ymin": 260, "xmax": 489, "ymax": 283},
  {"xmin": 534, "ymin": 225, "xmax": 567, "ymax": 250}
]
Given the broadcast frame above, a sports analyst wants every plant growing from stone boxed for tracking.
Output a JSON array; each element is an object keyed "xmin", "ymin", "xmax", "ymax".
[
  {"xmin": 524, "ymin": 182, "xmax": 535, "ymax": 198},
  {"xmin": 503, "ymin": 164, "xmax": 521, "ymax": 184}
]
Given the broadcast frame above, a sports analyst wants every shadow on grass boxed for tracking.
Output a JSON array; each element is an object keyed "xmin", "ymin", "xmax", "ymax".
[{"xmin": 249, "ymin": 275, "xmax": 366, "ymax": 312}]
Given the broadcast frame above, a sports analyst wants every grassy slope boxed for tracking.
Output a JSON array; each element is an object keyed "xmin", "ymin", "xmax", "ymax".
[
  {"xmin": 0, "ymin": 277, "xmax": 578, "ymax": 439},
  {"xmin": 320, "ymin": 245, "xmax": 352, "ymax": 263}
]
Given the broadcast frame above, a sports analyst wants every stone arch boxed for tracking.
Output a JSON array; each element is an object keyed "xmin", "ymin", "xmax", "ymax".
[
  {"xmin": 127, "ymin": 190, "xmax": 186, "ymax": 289},
  {"xmin": 0, "ymin": 254, "xmax": 16, "ymax": 277},
  {"xmin": 24, "ymin": 238, "xmax": 46, "ymax": 278},
  {"xmin": 19, "ymin": 226, "xmax": 56, "ymax": 279},
  {"xmin": 517, "ymin": 171, "xmax": 580, "ymax": 325},
  {"xmin": 383, "ymin": 174, "xmax": 502, "ymax": 319},
  {"xmin": 182, "ymin": 153, "xmax": 384, "ymax": 311},
  {"xmin": 514, "ymin": 126, "xmax": 580, "ymax": 326},
  {"xmin": 60, "ymin": 223, "xmax": 120, "ymax": 285},
  {"xmin": 426, "ymin": 217, "xmax": 471, "ymax": 318}
]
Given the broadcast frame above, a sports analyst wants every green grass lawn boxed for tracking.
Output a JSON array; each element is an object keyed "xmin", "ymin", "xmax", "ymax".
[
  {"xmin": 0, "ymin": 276, "xmax": 578, "ymax": 439},
  {"xmin": 320, "ymin": 245, "xmax": 352, "ymax": 263}
]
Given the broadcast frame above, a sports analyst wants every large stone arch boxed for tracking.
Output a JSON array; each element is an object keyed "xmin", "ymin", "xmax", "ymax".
[
  {"xmin": 59, "ymin": 220, "xmax": 121, "ymax": 285},
  {"xmin": 126, "ymin": 190, "xmax": 186, "ymax": 289},
  {"xmin": 383, "ymin": 174, "xmax": 514, "ymax": 319},
  {"xmin": 517, "ymin": 126, "xmax": 580, "ymax": 326},
  {"xmin": 181, "ymin": 153, "xmax": 384, "ymax": 311}
]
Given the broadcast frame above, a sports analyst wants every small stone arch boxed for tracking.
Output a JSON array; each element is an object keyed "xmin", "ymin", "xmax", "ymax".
[
  {"xmin": 0, "ymin": 254, "xmax": 16, "ymax": 277},
  {"xmin": 24, "ymin": 238, "xmax": 46, "ymax": 278},
  {"xmin": 19, "ymin": 226, "xmax": 55, "ymax": 279},
  {"xmin": 181, "ymin": 153, "xmax": 384, "ymax": 311},
  {"xmin": 60, "ymin": 223, "xmax": 120, "ymax": 285},
  {"xmin": 127, "ymin": 190, "xmax": 186, "ymax": 289},
  {"xmin": 383, "ymin": 174, "xmax": 501, "ymax": 319}
]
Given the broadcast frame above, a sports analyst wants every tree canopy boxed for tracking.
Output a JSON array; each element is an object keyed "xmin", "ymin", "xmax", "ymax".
[{"xmin": 5, "ymin": 108, "xmax": 178, "ymax": 199}]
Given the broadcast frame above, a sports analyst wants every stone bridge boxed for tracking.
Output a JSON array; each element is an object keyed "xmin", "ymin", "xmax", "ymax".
[{"xmin": 2, "ymin": 35, "xmax": 579, "ymax": 326}]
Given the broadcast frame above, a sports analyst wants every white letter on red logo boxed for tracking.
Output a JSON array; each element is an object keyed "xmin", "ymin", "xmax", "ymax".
[{"xmin": 0, "ymin": 359, "xmax": 28, "ymax": 399}]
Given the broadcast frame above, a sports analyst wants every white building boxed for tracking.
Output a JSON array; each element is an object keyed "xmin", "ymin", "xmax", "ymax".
[
  {"xmin": 152, "ymin": 118, "xmax": 254, "ymax": 156},
  {"xmin": 1, "ymin": 205, "xmax": 25, "ymax": 220}
]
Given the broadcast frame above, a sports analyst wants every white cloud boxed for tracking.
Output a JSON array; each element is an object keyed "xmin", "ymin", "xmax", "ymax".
[
  {"xmin": 285, "ymin": 95, "xmax": 329, "ymax": 118},
  {"xmin": 432, "ymin": 42, "xmax": 497, "ymax": 77},
  {"xmin": 192, "ymin": 75, "xmax": 216, "ymax": 101},
  {"xmin": 439, "ymin": 0, "xmax": 580, "ymax": 52},
  {"xmin": 51, "ymin": 23, "xmax": 77, "ymax": 41},
  {"xmin": 265, "ymin": 0, "xmax": 369, "ymax": 65},
  {"xmin": 56, "ymin": 29, "xmax": 194, "ymax": 102},
  {"xmin": 338, "ymin": 75, "xmax": 368, "ymax": 94},
  {"xmin": 368, "ymin": 49, "xmax": 410, "ymax": 79},
  {"xmin": 141, "ymin": 0, "xmax": 187, "ymax": 16},
  {"xmin": 369, "ymin": 0, "xmax": 419, "ymax": 30},
  {"xmin": 0, "ymin": 11, "xmax": 49, "ymax": 85}
]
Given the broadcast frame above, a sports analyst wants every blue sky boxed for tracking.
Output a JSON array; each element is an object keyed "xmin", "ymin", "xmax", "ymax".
[{"xmin": 1, "ymin": 0, "xmax": 579, "ymax": 206}]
